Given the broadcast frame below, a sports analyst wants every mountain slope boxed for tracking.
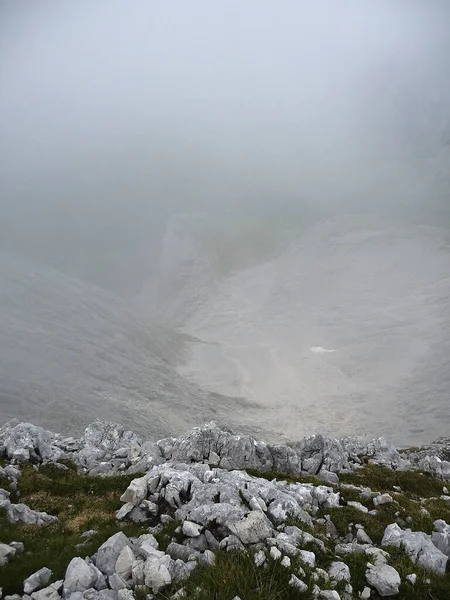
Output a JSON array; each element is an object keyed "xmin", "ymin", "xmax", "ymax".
[
  {"xmin": 0, "ymin": 251, "xmax": 253, "ymax": 437},
  {"xmin": 162, "ymin": 215, "xmax": 450, "ymax": 446}
]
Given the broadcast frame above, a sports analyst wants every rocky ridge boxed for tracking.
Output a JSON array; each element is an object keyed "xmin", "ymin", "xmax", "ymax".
[{"xmin": 1, "ymin": 420, "xmax": 450, "ymax": 599}]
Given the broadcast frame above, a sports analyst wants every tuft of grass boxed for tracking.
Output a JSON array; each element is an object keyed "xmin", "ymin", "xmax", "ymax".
[
  {"xmin": 153, "ymin": 519, "xmax": 184, "ymax": 551},
  {"xmin": 19, "ymin": 463, "xmax": 144, "ymax": 498},
  {"xmin": 344, "ymin": 552, "xmax": 368, "ymax": 593},
  {"xmin": 155, "ymin": 550, "xmax": 316, "ymax": 600},
  {"xmin": 0, "ymin": 464, "xmax": 148, "ymax": 595},
  {"xmin": 340, "ymin": 464, "xmax": 445, "ymax": 499},
  {"xmin": 319, "ymin": 505, "xmax": 398, "ymax": 545}
]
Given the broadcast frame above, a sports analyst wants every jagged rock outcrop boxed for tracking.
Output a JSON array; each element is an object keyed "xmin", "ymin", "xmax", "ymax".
[
  {"xmin": 381, "ymin": 523, "xmax": 448, "ymax": 575},
  {"xmin": 2, "ymin": 419, "xmax": 450, "ymax": 484},
  {"xmin": 432, "ymin": 519, "xmax": 450, "ymax": 558},
  {"xmin": 0, "ymin": 422, "xmax": 64, "ymax": 464},
  {"xmin": 0, "ymin": 490, "xmax": 58, "ymax": 525}
]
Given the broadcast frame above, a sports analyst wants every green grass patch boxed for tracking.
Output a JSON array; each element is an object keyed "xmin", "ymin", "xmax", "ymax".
[
  {"xmin": 344, "ymin": 552, "xmax": 368, "ymax": 594},
  {"xmin": 153, "ymin": 519, "xmax": 184, "ymax": 551},
  {"xmin": 340, "ymin": 464, "xmax": 445, "ymax": 499},
  {"xmin": 155, "ymin": 550, "xmax": 316, "ymax": 600},
  {"xmin": 0, "ymin": 464, "xmax": 148, "ymax": 595},
  {"xmin": 321, "ymin": 505, "xmax": 398, "ymax": 545}
]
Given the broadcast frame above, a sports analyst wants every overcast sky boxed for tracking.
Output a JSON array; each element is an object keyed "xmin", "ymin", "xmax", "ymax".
[{"xmin": 1, "ymin": 1, "xmax": 449, "ymax": 288}]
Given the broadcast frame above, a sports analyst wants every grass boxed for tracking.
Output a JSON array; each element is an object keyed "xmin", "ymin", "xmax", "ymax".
[
  {"xmin": 153, "ymin": 519, "xmax": 184, "ymax": 551},
  {"xmin": 340, "ymin": 464, "xmax": 446, "ymax": 499},
  {"xmin": 344, "ymin": 552, "xmax": 369, "ymax": 593},
  {"xmin": 154, "ymin": 550, "xmax": 320, "ymax": 600},
  {"xmin": 1, "ymin": 460, "xmax": 449, "ymax": 599},
  {"xmin": 0, "ymin": 463, "xmax": 148, "ymax": 595}
]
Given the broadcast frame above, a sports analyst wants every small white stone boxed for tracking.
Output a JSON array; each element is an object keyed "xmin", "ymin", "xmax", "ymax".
[
  {"xmin": 373, "ymin": 493, "xmax": 393, "ymax": 507},
  {"xmin": 318, "ymin": 592, "xmax": 341, "ymax": 600},
  {"xmin": 270, "ymin": 546, "xmax": 282, "ymax": 561},
  {"xmin": 182, "ymin": 521, "xmax": 202, "ymax": 537},
  {"xmin": 356, "ymin": 529, "xmax": 373, "ymax": 545},
  {"xmin": 347, "ymin": 501, "xmax": 369, "ymax": 513},
  {"xmin": 297, "ymin": 565, "xmax": 306, "ymax": 578},
  {"xmin": 281, "ymin": 556, "xmax": 291, "ymax": 568},
  {"xmin": 329, "ymin": 561, "xmax": 351, "ymax": 582},
  {"xmin": 289, "ymin": 575, "xmax": 308, "ymax": 593},
  {"xmin": 299, "ymin": 550, "xmax": 316, "ymax": 567},
  {"xmin": 406, "ymin": 573, "xmax": 417, "ymax": 585}
]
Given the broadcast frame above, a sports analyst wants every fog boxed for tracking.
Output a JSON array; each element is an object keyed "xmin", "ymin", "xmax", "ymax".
[
  {"xmin": 1, "ymin": 2, "xmax": 450, "ymax": 444},
  {"xmin": 1, "ymin": 0, "xmax": 449, "ymax": 291}
]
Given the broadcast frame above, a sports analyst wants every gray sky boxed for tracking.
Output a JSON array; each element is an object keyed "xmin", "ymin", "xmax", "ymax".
[{"xmin": 1, "ymin": 0, "xmax": 449, "ymax": 289}]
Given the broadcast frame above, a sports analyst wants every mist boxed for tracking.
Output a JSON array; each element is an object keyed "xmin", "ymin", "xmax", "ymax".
[{"xmin": 1, "ymin": 0, "xmax": 449, "ymax": 292}]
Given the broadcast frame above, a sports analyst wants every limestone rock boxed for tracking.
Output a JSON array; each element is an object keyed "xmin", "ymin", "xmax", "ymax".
[
  {"xmin": 289, "ymin": 575, "xmax": 308, "ymax": 592},
  {"xmin": 347, "ymin": 501, "xmax": 368, "ymax": 513},
  {"xmin": 328, "ymin": 561, "xmax": 351, "ymax": 582},
  {"xmin": 319, "ymin": 592, "xmax": 341, "ymax": 600},
  {"xmin": 298, "ymin": 550, "xmax": 316, "ymax": 567},
  {"xmin": 254, "ymin": 549, "xmax": 266, "ymax": 567},
  {"xmin": 24, "ymin": 568, "xmax": 52, "ymax": 594},
  {"xmin": 119, "ymin": 476, "xmax": 148, "ymax": 507},
  {"xmin": 63, "ymin": 558, "xmax": 98, "ymax": 595},
  {"xmin": 115, "ymin": 546, "xmax": 135, "ymax": 581},
  {"xmin": 1, "ymin": 499, "xmax": 58, "ymax": 525},
  {"xmin": 299, "ymin": 434, "xmax": 349, "ymax": 475},
  {"xmin": 166, "ymin": 543, "xmax": 198, "ymax": 562},
  {"xmin": 0, "ymin": 422, "xmax": 64, "ymax": 463},
  {"xmin": 143, "ymin": 560, "xmax": 172, "ymax": 592},
  {"xmin": 0, "ymin": 543, "xmax": 16, "ymax": 566},
  {"xmin": 169, "ymin": 559, "xmax": 197, "ymax": 582},
  {"xmin": 229, "ymin": 511, "xmax": 273, "ymax": 544},
  {"xmin": 382, "ymin": 523, "xmax": 448, "ymax": 575},
  {"xmin": 95, "ymin": 532, "xmax": 131, "ymax": 576},
  {"xmin": 356, "ymin": 528, "xmax": 373, "ymax": 545},
  {"xmin": 30, "ymin": 581, "xmax": 62, "ymax": 600},
  {"xmin": 432, "ymin": 519, "xmax": 450, "ymax": 558},
  {"xmin": 270, "ymin": 546, "xmax": 282, "ymax": 561},
  {"xmin": 365, "ymin": 563, "xmax": 401, "ymax": 596},
  {"xmin": 281, "ymin": 556, "xmax": 291, "ymax": 568},
  {"xmin": 373, "ymin": 494, "xmax": 394, "ymax": 507},
  {"xmin": 182, "ymin": 520, "xmax": 203, "ymax": 537},
  {"xmin": 107, "ymin": 574, "xmax": 128, "ymax": 591}
]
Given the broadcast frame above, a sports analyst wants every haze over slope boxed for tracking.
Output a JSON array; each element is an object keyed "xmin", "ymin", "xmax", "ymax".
[
  {"xmin": 1, "ymin": 2, "xmax": 449, "ymax": 444},
  {"xmin": 0, "ymin": 251, "xmax": 258, "ymax": 437},
  {"xmin": 154, "ymin": 213, "xmax": 450, "ymax": 446}
]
